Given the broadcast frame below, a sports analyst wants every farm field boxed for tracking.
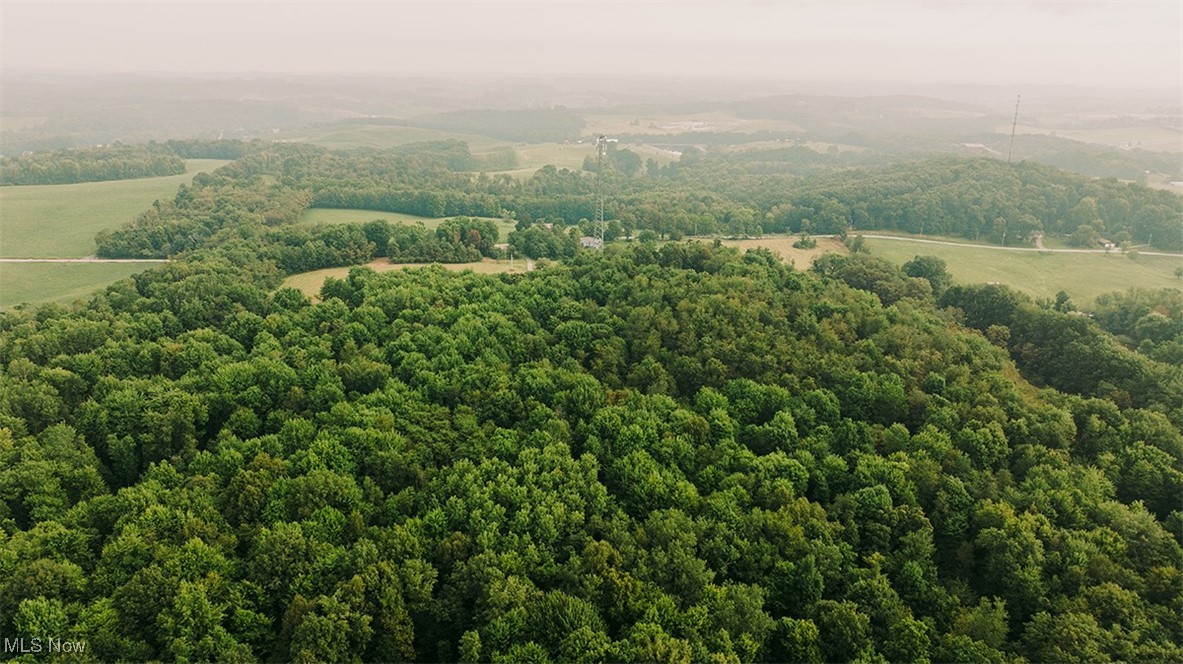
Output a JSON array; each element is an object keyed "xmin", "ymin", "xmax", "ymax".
[
  {"xmin": 490, "ymin": 141, "xmax": 679, "ymax": 179},
  {"xmin": 0, "ymin": 159, "xmax": 227, "ymax": 307},
  {"xmin": 283, "ymin": 257, "xmax": 531, "ymax": 298},
  {"xmin": 862, "ymin": 236, "xmax": 1183, "ymax": 306},
  {"xmin": 503, "ymin": 142, "xmax": 592, "ymax": 174},
  {"xmin": 0, "ymin": 158, "xmax": 229, "ymax": 258},
  {"xmin": 713, "ymin": 232, "xmax": 1181, "ymax": 306},
  {"xmin": 297, "ymin": 208, "xmax": 517, "ymax": 237},
  {"xmin": 0, "ymin": 262, "xmax": 148, "ymax": 308},
  {"xmin": 1009, "ymin": 123, "xmax": 1183, "ymax": 153},
  {"xmin": 720, "ymin": 235, "xmax": 848, "ymax": 269}
]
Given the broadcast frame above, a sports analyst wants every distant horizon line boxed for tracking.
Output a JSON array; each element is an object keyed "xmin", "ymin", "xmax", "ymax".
[{"xmin": 2, "ymin": 67, "xmax": 1180, "ymax": 96}]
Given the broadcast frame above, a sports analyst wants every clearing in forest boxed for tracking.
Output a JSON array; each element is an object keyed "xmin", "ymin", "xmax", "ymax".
[{"xmin": 283, "ymin": 257, "xmax": 532, "ymax": 298}]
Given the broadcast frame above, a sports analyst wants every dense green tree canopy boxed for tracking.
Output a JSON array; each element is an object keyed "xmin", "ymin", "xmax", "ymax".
[
  {"xmin": 1, "ymin": 144, "xmax": 186, "ymax": 185},
  {"xmin": 2, "ymin": 238, "xmax": 1181, "ymax": 662}
]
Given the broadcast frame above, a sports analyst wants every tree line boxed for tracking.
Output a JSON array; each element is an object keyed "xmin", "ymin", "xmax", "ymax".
[{"xmin": 0, "ymin": 144, "xmax": 186, "ymax": 186}]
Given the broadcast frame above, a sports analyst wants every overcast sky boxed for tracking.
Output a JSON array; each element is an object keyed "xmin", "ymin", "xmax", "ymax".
[{"xmin": 2, "ymin": 1, "xmax": 1180, "ymax": 89}]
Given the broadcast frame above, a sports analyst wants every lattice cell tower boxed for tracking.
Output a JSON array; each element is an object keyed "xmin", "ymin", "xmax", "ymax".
[{"xmin": 594, "ymin": 135, "xmax": 609, "ymax": 247}]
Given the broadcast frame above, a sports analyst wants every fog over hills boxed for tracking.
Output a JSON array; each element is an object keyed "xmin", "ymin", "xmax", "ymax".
[{"xmin": 3, "ymin": 1, "xmax": 1180, "ymax": 91}]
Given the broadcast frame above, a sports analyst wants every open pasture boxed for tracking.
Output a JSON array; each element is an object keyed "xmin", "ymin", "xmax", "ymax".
[
  {"xmin": 488, "ymin": 141, "xmax": 679, "ymax": 179},
  {"xmin": 508, "ymin": 142, "xmax": 593, "ymax": 173},
  {"xmin": 0, "ymin": 159, "xmax": 226, "ymax": 307},
  {"xmin": 0, "ymin": 262, "xmax": 149, "ymax": 308},
  {"xmin": 1008, "ymin": 123, "xmax": 1182, "ymax": 153},
  {"xmin": 0, "ymin": 159, "xmax": 229, "ymax": 258},
  {"xmin": 863, "ymin": 236, "xmax": 1182, "ymax": 306},
  {"xmin": 720, "ymin": 236, "xmax": 848, "ymax": 269}
]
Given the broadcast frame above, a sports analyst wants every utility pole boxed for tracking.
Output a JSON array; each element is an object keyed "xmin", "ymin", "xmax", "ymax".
[{"xmin": 1007, "ymin": 94, "xmax": 1021, "ymax": 163}]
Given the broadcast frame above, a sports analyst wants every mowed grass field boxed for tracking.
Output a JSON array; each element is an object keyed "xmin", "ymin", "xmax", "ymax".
[
  {"xmin": 0, "ymin": 159, "xmax": 227, "ymax": 308},
  {"xmin": 862, "ymin": 237, "xmax": 1183, "ymax": 306},
  {"xmin": 0, "ymin": 263, "xmax": 147, "ymax": 308},
  {"xmin": 297, "ymin": 208, "xmax": 517, "ymax": 237},
  {"xmin": 710, "ymin": 233, "xmax": 1181, "ymax": 306},
  {"xmin": 492, "ymin": 142, "xmax": 680, "ymax": 180},
  {"xmin": 284, "ymin": 257, "xmax": 530, "ymax": 298},
  {"xmin": 0, "ymin": 159, "xmax": 229, "ymax": 258}
]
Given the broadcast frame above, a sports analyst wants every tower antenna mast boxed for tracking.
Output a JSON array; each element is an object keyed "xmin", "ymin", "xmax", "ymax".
[
  {"xmin": 594, "ymin": 135, "xmax": 608, "ymax": 248},
  {"xmin": 1007, "ymin": 94, "xmax": 1021, "ymax": 163}
]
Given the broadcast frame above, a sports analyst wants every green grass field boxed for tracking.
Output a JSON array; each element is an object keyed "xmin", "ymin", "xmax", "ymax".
[
  {"xmin": 284, "ymin": 257, "xmax": 529, "ymax": 298},
  {"xmin": 0, "ymin": 262, "xmax": 149, "ymax": 308},
  {"xmin": 0, "ymin": 159, "xmax": 229, "ymax": 258},
  {"xmin": 491, "ymin": 142, "xmax": 680, "ymax": 180},
  {"xmin": 863, "ymin": 237, "xmax": 1183, "ymax": 306},
  {"xmin": 0, "ymin": 159, "xmax": 227, "ymax": 308},
  {"xmin": 719, "ymin": 232, "xmax": 1182, "ymax": 305},
  {"xmin": 297, "ymin": 208, "xmax": 517, "ymax": 237}
]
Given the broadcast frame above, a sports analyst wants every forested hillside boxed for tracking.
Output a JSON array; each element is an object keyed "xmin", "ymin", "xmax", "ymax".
[
  {"xmin": 400, "ymin": 108, "xmax": 586, "ymax": 143},
  {"xmin": 1, "ymin": 238, "xmax": 1181, "ymax": 662},
  {"xmin": 91, "ymin": 140, "xmax": 1183, "ymax": 265}
]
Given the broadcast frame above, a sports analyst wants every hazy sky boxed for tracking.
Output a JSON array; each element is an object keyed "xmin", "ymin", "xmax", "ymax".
[{"xmin": 2, "ymin": 1, "xmax": 1180, "ymax": 89}]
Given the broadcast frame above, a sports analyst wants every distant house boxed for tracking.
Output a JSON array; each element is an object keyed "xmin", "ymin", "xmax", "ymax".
[{"xmin": 1097, "ymin": 237, "xmax": 1116, "ymax": 250}]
